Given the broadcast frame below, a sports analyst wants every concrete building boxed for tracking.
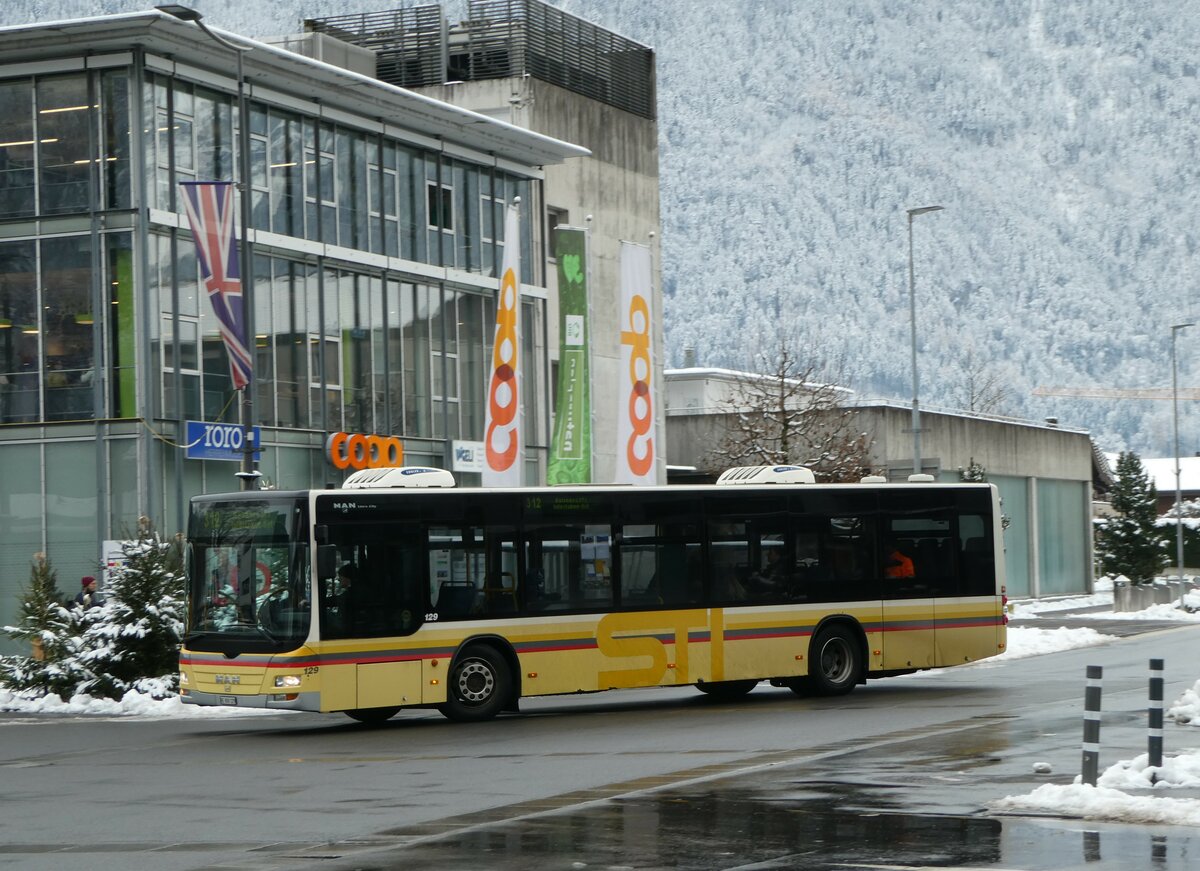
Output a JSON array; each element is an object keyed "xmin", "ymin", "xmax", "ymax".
[
  {"xmin": 665, "ymin": 368, "xmax": 1100, "ymax": 598},
  {"xmin": 303, "ymin": 0, "xmax": 664, "ymax": 484},
  {"xmin": 0, "ymin": 5, "xmax": 660, "ymax": 648}
]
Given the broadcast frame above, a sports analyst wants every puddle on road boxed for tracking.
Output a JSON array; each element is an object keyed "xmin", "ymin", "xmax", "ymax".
[{"xmin": 334, "ymin": 784, "xmax": 1198, "ymax": 871}]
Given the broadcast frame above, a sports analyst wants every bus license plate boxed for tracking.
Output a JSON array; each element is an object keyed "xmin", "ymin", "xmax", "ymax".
[{"xmin": 219, "ymin": 696, "xmax": 238, "ymax": 705}]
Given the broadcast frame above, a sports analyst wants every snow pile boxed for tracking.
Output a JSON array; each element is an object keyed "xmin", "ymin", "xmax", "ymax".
[
  {"xmin": 995, "ymin": 751, "xmax": 1200, "ymax": 826},
  {"xmin": 0, "ymin": 686, "xmax": 284, "ymax": 718},
  {"xmin": 1169, "ymin": 680, "xmax": 1200, "ymax": 726},
  {"xmin": 995, "ymin": 626, "xmax": 1109, "ymax": 660},
  {"xmin": 993, "ymin": 782, "xmax": 1200, "ymax": 827},
  {"xmin": 1097, "ymin": 750, "xmax": 1200, "ymax": 789}
]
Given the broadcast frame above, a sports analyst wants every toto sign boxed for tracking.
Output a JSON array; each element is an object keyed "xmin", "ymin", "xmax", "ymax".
[{"xmin": 325, "ymin": 432, "xmax": 405, "ymax": 470}]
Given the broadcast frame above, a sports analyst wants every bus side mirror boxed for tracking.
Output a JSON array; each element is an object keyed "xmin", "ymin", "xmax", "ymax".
[{"xmin": 316, "ymin": 545, "xmax": 338, "ymax": 579}]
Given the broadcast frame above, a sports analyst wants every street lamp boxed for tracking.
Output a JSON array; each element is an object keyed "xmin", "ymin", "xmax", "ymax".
[
  {"xmin": 157, "ymin": 5, "xmax": 259, "ymax": 490},
  {"xmin": 1171, "ymin": 321, "xmax": 1194, "ymax": 607},
  {"xmin": 906, "ymin": 205, "xmax": 944, "ymax": 478}
]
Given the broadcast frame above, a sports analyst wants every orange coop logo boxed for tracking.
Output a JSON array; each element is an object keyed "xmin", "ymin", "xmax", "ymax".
[
  {"xmin": 326, "ymin": 432, "xmax": 405, "ymax": 470},
  {"xmin": 620, "ymin": 292, "xmax": 653, "ymax": 477},
  {"xmin": 485, "ymin": 266, "xmax": 520, "ymax": 471}
]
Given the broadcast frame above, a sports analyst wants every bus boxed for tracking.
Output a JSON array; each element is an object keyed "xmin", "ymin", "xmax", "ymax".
[{"xmin": 179, "ymin": 465, "xmax": 1007, "ymax": 723}]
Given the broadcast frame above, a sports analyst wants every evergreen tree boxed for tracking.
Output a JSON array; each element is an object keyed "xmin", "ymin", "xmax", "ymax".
[
  {"xmin": 72, "ymin": 520, "xmax": 187, "ymax": 700},
  {"xmin": 960, "ymin": 458, "xmax": 988, "ymax": 483},
  {"xmin": 0, "ymin": 554, "xmax": 89, "ymax": 699},
  {"xmin": 1095, "ymin": 451, "xmax": 1168, "ymax": 584}
]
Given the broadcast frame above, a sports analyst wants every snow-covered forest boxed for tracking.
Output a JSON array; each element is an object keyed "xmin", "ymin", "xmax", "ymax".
[{"xmin": 4, "ymin": 0, "xmax": 1199, "ymax": 454}]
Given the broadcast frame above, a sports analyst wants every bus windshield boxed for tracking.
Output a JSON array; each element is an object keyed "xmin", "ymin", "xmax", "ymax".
[{"xmin": 185, "ymin": 496, "xmax": 310, "ymax": 652}]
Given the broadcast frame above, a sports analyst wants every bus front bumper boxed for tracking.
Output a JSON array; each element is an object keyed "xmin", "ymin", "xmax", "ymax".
[{"xmin": 180, "ymin": 688, "xmax": 320, "ymax": 711}]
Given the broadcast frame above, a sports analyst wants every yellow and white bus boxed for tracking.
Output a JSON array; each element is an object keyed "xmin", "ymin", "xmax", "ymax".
[{"xmin": 179, "ymin": 465, "xmax": 1007, "ymax": 723}]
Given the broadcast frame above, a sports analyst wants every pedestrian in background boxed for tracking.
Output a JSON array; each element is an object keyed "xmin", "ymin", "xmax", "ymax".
[{"xmin": 73, "ymin": 575, "xmax": 104, "ymax": 609}]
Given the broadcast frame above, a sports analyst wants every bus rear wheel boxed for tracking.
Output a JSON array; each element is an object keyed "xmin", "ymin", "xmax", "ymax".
[
  {"xmin": 439, "ymin": 644, "xmax": 511, "ymax": 722},
  {"xmin": 345, "ymin": 706, "xmax": 400, "ymax": 725},
  {"xmin": 808, "ymin": 625, "xmax": 861, "ymax": 696},
  {"xmin": 696, "ymin": 679, "xmax": 759, "ymax": 700}
]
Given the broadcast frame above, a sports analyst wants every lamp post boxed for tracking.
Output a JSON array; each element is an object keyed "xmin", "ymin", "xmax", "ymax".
[
  {"xmin": 157, "ymin": 5, "xmax": 259, "ymax": 490},
  {"xmin": 1171, "ymin": 321, "xmax": 1194, "ymax": 607},
  {"xmin": 906, "ymin": 205, "xmax": 944, "ymax": 478}
]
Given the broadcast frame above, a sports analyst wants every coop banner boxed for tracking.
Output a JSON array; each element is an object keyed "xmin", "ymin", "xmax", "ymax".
[
  {"xmin": 482, "ymin": 203, "xmax": 523, "ymax": 487},
  {"xmin": 615, "ymin": 241, "xmax": 657, "ymax": 485},
  {"xmin": 547, "ymin": 227, "xmax": 593, "ymax": 484}
]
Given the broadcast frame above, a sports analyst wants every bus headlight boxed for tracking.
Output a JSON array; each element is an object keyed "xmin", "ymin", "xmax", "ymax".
[
  {"xmin": 274, "ymin": 675, "xmax": 302, "ymax": 688},
  {"xmin": 179, "ymin": 671, "xmax": 188, "ymax": 685}
]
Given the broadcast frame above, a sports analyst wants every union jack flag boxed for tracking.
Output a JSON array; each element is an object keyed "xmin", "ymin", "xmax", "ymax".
[{"xmin": 179, "ymin": 182, "xmax": 252, "ymax": 390}]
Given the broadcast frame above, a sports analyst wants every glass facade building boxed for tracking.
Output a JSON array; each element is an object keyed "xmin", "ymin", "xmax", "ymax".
[{"xmin": 0, "ymin": 12, "xmax": 588, "ymax": 646}]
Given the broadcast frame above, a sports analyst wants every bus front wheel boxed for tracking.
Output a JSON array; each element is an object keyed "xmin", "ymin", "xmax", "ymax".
[
  {"xmin": 808, "ymin": 625, "xmax": 861, "ymax": 696},
  {"xmin": 440, "ymin": 644, "xmax": 511, "ymax": 722}
]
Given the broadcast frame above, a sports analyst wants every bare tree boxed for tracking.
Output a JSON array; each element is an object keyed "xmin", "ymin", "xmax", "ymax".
[
  {"xmin": 705, "ymin": 342, "xmax": 876, "ymax": 483},
  {"xmin": 949, "ymin": 350, "xmax": 1013, "ymax": 415}
]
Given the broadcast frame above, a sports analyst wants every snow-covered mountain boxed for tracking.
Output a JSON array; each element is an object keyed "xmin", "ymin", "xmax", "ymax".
[{"xmin": 7, "ymin": 0, "xmax": 1199, "ymax": 455}]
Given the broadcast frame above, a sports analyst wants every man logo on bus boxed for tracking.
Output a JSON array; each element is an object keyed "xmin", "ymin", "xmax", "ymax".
[
  {"xmin": 620, "ymin": 292, "xmax": 653, "ymax": 477},
  {"xmin": 486, "ymin": 266, "xmax": 520, "ymax": 471}
]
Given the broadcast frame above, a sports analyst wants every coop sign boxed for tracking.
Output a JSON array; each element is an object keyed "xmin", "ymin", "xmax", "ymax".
[
  {"xmin": 326, "ymin": 431, "xmax": 405, "ymax": 470},
  {"xmin": 185, "ymin": 421, "xmax": 262, "ymax": 462}
]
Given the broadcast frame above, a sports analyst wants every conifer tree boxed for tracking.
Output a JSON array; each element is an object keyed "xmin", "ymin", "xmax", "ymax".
[
  {"xmin": 73, "ymin": 519, "xmax": 187, "ymax": 700},
  {"xmin": 0, "ymin": 554, "xmax": 88, "ymax": 699},
  {"xmin": 1095, "ymin": 451, "xmax": 1168, "ymax": 584}
]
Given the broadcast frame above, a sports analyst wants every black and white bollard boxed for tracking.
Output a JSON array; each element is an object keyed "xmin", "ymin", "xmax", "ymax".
[
  {"xmin": 1149, "ymin": 658, "xmax": 1164, "ymax": 770},
  {"xmin": 1082, "ymin": 665, "xmax": 1102, "ymax": 786}
]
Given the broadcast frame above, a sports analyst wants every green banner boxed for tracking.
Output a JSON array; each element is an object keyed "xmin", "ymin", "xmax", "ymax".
[{"xmin": 547, "ymin": 227, "xmax": 592, "ymax": 484}]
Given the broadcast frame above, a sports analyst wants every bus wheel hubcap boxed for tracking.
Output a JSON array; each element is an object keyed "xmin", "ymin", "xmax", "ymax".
[
  {"xmin": 821, "ymin": 639, "xmax": 851, "ymax": 683},
  {"xmin": 456, "ymin": 661, "xmax": 494, "ymax": 703}
]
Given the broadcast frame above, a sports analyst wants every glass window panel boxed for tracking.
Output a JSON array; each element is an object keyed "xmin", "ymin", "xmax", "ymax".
[
  {"xmin": 616, "ymin": 494, "xmax": 704, "ymax": 607},
  {"xmin": 992, "ymin": 474, "xmax": 1030, "ymax": 596},
  {"xmin": 0, "ymin": 240, "xmax": 39, "ymax": 423},
  {"xmin": 523, "ymin": 521, "xmax": 613, "ymax": 612},
  {"xmin": 41, "ymin": 235, "xmax": 94, "ymax": 422},
  {"xmin": 101, "ymin": 70, "xmax": 132, "ymax": 211},
  {"xmin": 109, "ymin": 438, "xmax": 140, "ymax": 539},
  {"xmin": 403, "ymin": 283, "xmax": 431, "ymax": 437},
  {"xmin": 369, "ymin": 276, "xmax": 386, "ymax": 433},
  {"xmin": 106, "ymin": 232, "xmax": 135, "ymax": 419},
  {"xmin": 272, "ymin": 260, "xmax": 309, "ymax": 429},
  {"xmin": 37, "ymin": 75, "xmax": 92, "ymax": 215},
  {"xmin": 0, "ymin": 79, "xmax": 36, "ymax": 217},
  {"xmin": 45, "ymin": 439, "xmax": 98, "ymax": 578},
  {"xmin": 458, "ymin": 292, "xmax": 485, "ymax": 440},
  {"xmin": 252, "ymin": 253, "xmax": 273, "ymax": 425},
  {"xmin": 0, "ymin": 445, "xmax": 44, "ymax": 627},
  {"xmin": 1037, "ymin": 479, "xmax": 1087, "ymax": 595},
  {"xmin": 339, "ymin": 271, "xmax": 373, "ymax": 434}
]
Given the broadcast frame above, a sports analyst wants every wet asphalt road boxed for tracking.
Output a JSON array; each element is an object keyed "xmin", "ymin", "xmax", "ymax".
[{"xmin": 2, "ymin": 619, "xmax": 1199, "ymax": 870}]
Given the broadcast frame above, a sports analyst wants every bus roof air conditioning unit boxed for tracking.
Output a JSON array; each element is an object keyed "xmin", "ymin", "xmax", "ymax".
[
  {"xmin": 716, "ymin": 465, "xmax": 816, "ymax": 485},
  {"xmin": 342, "ymin": 467, "xmax": 457, "ymax": 489}
]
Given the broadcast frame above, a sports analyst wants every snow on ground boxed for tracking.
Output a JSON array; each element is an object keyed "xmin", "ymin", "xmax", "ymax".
[
  {"xmin": 993, "ymin": 749, "xmax": 1200, "ymax": 826},
  {"xmin": 997, "ymin": 625, "xmax": 1110, "ymax": 659},
  {"xmin": 992, "ymin": 591, "xmax": 1200, "ymax": 827},
  {"xmin": 1169, "ymin": 680, "xmax": 1200, "ymax": 725},
  {"xmin": 0, "ymin": 687, "xmax": 284, "ymax": 718}
]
